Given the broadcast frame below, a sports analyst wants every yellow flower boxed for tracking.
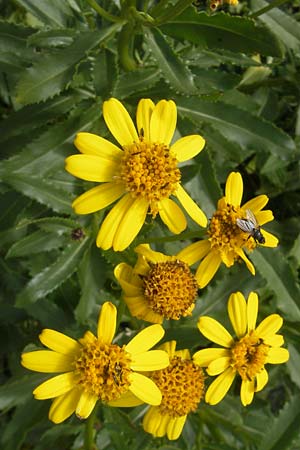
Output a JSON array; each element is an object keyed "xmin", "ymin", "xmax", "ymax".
[
  {"xmin": 21, "ymin": 302, "xmax": 169, "ymax": 424},
  {"xmin": 143, "ymin": 341, "xmax": 205, "ymax": 440},
  {"xmin": 65, "ymin": 98, "xmax": 207, "ymax": 251},
  {"xmin": 193, "ymin": 292, "xmax": 289, "ymax": 406},
  {"xmin": 114, "ymin": 244, "xmax": 199, "ymax": 323},
  {"xmin": 177, "ymin": 171, "xmax": 279, "ymax": 288}
]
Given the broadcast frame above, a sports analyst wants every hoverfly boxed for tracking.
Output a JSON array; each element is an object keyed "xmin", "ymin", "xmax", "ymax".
[{"xmin": 236, "ymin": 209, "xmax": 265, "ymax": 244}]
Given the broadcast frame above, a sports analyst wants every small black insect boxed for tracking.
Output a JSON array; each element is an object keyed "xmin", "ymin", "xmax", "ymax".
[{"xmin": 236, "ymin": 209, "xmax": 265, "ymax": 244}]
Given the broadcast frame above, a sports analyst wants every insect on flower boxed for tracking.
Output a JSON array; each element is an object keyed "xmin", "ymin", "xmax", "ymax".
[{"xmin": 236, "ymin": 209, "xmax": 265, "ymax": 244}]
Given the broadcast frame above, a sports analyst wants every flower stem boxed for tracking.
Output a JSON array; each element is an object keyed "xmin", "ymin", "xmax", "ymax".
[
  {"xmin": 84, "ymin": 405, "xmax": 98, "ymax": 450},
  {"xmin": 249, "ymin": 0, "xmax": 289, "ymax": 18},
  {"xmin": 118, "ymin": 23, "xmax": 137, "ymax": 70},
  {"xmin": 85, "ymin": 0, "xmax": 123, "ymax": 23}
]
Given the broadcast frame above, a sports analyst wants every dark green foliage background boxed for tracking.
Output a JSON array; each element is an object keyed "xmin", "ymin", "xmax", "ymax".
[{"xmin": 0, "ymin": 0, "xmax": 300, "ymax": 449}]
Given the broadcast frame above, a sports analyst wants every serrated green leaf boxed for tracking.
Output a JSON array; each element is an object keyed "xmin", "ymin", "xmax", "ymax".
[
  {"xmin": 0, "ymin": 374, "xmax": 46, "ymax": 410},
  {"xmin": 16, "ymin": 236, "xmax": 90, "ymax": 307},
  {"xmin": 28, "ymin": 216, "xmax": 81, "ymax": 234},
  {"xmin": 16, "ymin": 25, "xmax": 121, "ymax": 104},
  {"xmin": 160, "ymin": 8, "xmax": 284, "ymax": 57},
  {"xmin": 6, "ymin": 229, "xmax": 66, "ymax": 258},
  {"xmin": 93, "ymin": 48, "xmax": 118, "ymax": 97},
  {"xmin": 251, "ymin": 248, "xmax": 300, "ymax": 322},
  {"xmin": 113, "ymin": 67, "xmax": 160, "ymax": 98},
  {"xmin": 15, "ymin": 0, "xmax": 76, "ymax": 28},
  {"xmin": 27, "ymin": 28, "xmax": 76, "ymax": 48},
  {"xmin": 0, "ymin": 21, "xmax": 35, "ymax": 60},
  {"xmin": 287, "ymin": 343, "xmax": 300, "ymax": 389},
  {"xmin": 145, "ymin": 27, "xmax": 197, "ymax": 94}
]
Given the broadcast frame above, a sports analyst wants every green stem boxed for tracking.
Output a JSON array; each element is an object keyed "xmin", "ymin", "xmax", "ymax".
[
  {"xmin": 153, "ymin": 0, "xmax": 193, "ymax": 25},
  {"xmin": 84, "ymin": 405, "xmax": 98, "ymax": 450},
  {"xmin": 249, "ymin": 0, "xmax": 289, "ymax": 19},
  {"xmin": 118, "ymin": 23, "xmax": 137, "ymax": 70},
  {"xmin": 85, "ymin": 0, "xmax": 123, "ymax": 23}
]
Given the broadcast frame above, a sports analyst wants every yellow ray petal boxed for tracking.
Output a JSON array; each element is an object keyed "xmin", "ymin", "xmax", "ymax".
[
  {"xmin": 205, "ymin": 367, "xmax": 236, "ymax": 405},
  {"xmin": 150, "ymin": 99, "xmax": 177, "ymax": 146},
  {"xmin": 170, "ymin": 135, "xmax": 205, "ymax": 162},
  {"xmin": 228, "ymin": 292, "xmax": 247, "ymax": 338},
  {"xmin": 113, "ymin": 198, "xmax": 149, "ymax": 251},
  {"xmin": 129, "ymin": 372, "xmax": 162, "ymax": 405},
  {"xmin": 264, "ymin": 334, "xmax": 284, "ymax": 347},
  {"xmin": 159, "ymin": 341, "xmax": 177, "ymax": 358},
  {"xmin": 158, "ymin": 197, "xmax": 187, "ymax": 234},
  {"xmin": 103, "ymin": 98, "xmax": 138, "ymax": 146},
  {"xmin": 198, "ymin": 317, "xmax": 234, "ymax": 347},
  {"xmin": 167, "ymin": 415, "xmax": 187, "ymax": 440},
  {"xmin": 225, "ymin": 172, "xmax": 243, "ymax": 207},
  {"xmin": 247, "ymin": 292, "xmax": 258, "ymax": 332},
  {"xmin": 255, "ymin": 368, "xmax": 268, "ymax": 392},
  {"xmin": 21, "ymin": 350, "xmax": 74, "ymax": 373},
  {"xmin": 39, "ymin": 329, "xmax": 81, "ymax": 355},
  {"xmin": 136, "ymin": 98, "xmax": 155, "ymax": 141},
  {"xmin": 207, "ymin": 356, "xmax": 231, "ymax": 376},
  {"xmin": 156, "ymin": 413, "xmax": 170, "ymax": 437},
  {"xmin": 49, "ymin": 388, "xmax": 81, "ymax": 424},
  {"xmin": 261, "ymin": 229, "xmax": 279, "ymax": 248},
  {"xmin": 193, "ymin": 348, "xmax": 230, "ymax": 367},
  {"xmin": 235, "ymin": 247, "xmax": 255, "ymax": 275},
  {"xmin": 175, "ymin": 185, "xmax": 207, "ymax": 227},
  {"xmin": 266, "ymin": 347, "xmax": 289, "ymax": 364},
  {"xmin": 195, "ymin": 251, "xmax": 222, "ymax": 288},
  {"xmin": 65, "ymin": 155, "xmax": 118, "ymax": 182},
  {"xmin": 76, "ymin": 390, "xmax": 98, "ymax": 419},
  {"xmin": 242, "ymin": 195, "xmax": 269, "ymax": 214},
  {"xmin": 97, "ymin": 302, "xmax": 116, "ymax": 344},
  {"xmin": 130, "ymin": 350, "xmax": 169, "ymax": 371},
  {"xmin": 177, "ymin": 239, "xmax": 211, "ymax": 266},
  {"xmin": 140, "ymin": 308, "xmax": 164, "ymax": 324},
  {"xmin": 125, "ymin": 296, "xmax": 155, "ymax": 321},
  {"xmin": 255, "ymin": 210, "xmax": 273, "ymax": 226},
  {"xmin": 108, "ymin": 390, "xmax": 144, "ymax": 407},
  {"xmin": 143, "ymin": 406, "xmax": 163, "ymax": 437},
  {"xmin": 33, "ymin": 372, "xmax": 77, "ymax": 399},
  {"xmin": 72, "ymin": 183, "xmax": 125, "ymax": 215},
  {"xmin": 114, "ymin": 263, "xmax": 143, "ymax": 294},
  {"xmin": 74, "ymin": 132, "xmax": 123, "ymax": 159},
  {"xmin": 240, "ymin": 379, "xmax": 255, "ymax": 406},
  {"xmin": 126, "ymin": 324, "xmax": 164, "ymax": 355},
  {"xmin": 134, "ymin": 243, "xmax": 168, "ymax": 264},
  {"xmin": 255, "ymin": 314, "xmax": 283, "ymax": 338}
]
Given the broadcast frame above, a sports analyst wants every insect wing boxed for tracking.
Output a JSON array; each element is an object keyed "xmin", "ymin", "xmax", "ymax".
[
  {"xmin": 245, "ymin": 209, "xmax": 259, "ymax": 228},
  {"xmin": 236, "ymin": 218, "xmax": 254, "ymax": 233}
]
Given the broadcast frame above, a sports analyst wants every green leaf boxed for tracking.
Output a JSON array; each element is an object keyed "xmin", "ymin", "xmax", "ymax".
[
  {"xmin": 251, "ymin": 248, "xmax": 300, "ymax": 322},
  {"xmin": 93, "ymin": 48, "xmax": 118, "ymax": 97},
  {"xmin": 160, "ymin": 8, "xmax": 284, "ymax": 57},
  {"xmin": 15, "ymin": 0, "xmax": 76, "ymax": 28},
  {"xmin": 287, "ymin": 343, "xmax": 300, "ymax": 390},
  {"xmin": 6, "ymin": 229, "xmax": 66, "ymax": 258},
  {"xmin": 0, "ymin": 374, "xmax": 46, "ymax": 410},
  {"xmin": 144, "ymin": 27, "xmax": 197, "ymax": 94},
  {"xmin": 27, "ymin": 28, "xmax": 76, "ymax": 48},
  {"xmin": 114, "ymin": 67, "xmax": 160, "ymax": 99},
  {"xmin": 16, "ymin": 236, "xmax": 90, "ymax": 306},
  {"xmin": 15, "ymin": 25, "xmax": 121, "ymax": 104},
  {"xmin": 0, "ymin": 21, "xmax": 35, "ymax": 62}
]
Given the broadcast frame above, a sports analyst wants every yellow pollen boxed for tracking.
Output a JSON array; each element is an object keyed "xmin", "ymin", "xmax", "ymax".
[
  {"xmin": 75, "ymin": 338, "xmax": 132, "ymax": 402},
  {"xmin": 151, "ymin": 356, "xmax": 205, "ymax": 417},
  {"xmin": 231, "ymin": 332, "xmax": 269, "ymax": 382},
  {"xmin": 142, "ymin": 260, "xmax": 198, "ymax": 320},
  {"xmin": 119, "ymin": 139, "xmax": 181, "ymax": 217}
]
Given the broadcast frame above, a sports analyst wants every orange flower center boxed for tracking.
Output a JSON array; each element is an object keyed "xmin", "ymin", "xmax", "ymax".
[
  {"xmin": 120, "ymin": 138, "xmax": 181, "ymax": 217},
  {"xmin": 151, "ymin": 356, "xmax": 205, "ymax": 417},
  {"xmin": 231, "ymin": 332, "xmax": 269, "ymax": 381},
  {"xmin": 75, "ymin": 336, "xmax": 132, "ymax": 402},
  {"xmin": 143, "ymin": 260, "xmax": 198, "ymax": 320}
]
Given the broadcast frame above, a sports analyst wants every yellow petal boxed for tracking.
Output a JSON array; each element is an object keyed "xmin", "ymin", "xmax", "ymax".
[
  {"xmin": 134, "ymin": 243, "xmax": 168, "ymax": 264},
  {"xmin": 261, "ymin": 229, "xmax": 279, "ymax": 248},
  {"xmin": 207, "ymin": 357, "xmax": 231, "ymax": 376},
  {"xmin": 49, "ymin": 388, "xmax": 81, "ymax": 424},
  {"xmin": 225, "ymin": 172, "xmax": 243, "ymax": 207},
  {"xmin": 235, "ymin": 247, "xmax": 255, "ymax": 275},
  {"xmin": 193, "ymin": 348, "xmax": 230, "ymax": 367},
  {"xmin": 72, "ymin": 183, "xmax": 125, "ymax": 215},
  {"xmin": 255, "ymin": 314, "xmax": 283, "ymax": 338},
  {"xmin": 247, "ymin": 292, "xmax": 258, "ymax": 332},
  {"xmin": 242, "ymin": 195, "xmax": 269, "ymax": 214},
  {"xmin": 255, "ymin": 210, "xmax": 273, "ymax": 226},
  {"xmin": 113, "ymin": 197, "xmax": 149, "ymax": 251},
  {"xmin": 195, "ymin": 251, "xmax": 222, "ymax": 288},
  {"xmin": 159, "ymin": 340, "xmax": 177, "ymax": 358},
  {"xmin": 21, "ymin": 350, "xmax": 74, "ymax": 373},
  {"xmin": 171, "ymin": 135, "xmax": 205, "ymax": 162},
  {"xmin": 266, "ymin": 347, "xmax": 289, "ymax": 364},
  {"xmin": 158, "ymin": 198, "xmax": 187, "ymax": 234},
  {"xmin": 177, "ymin": 240, "xmax": 211, "ymax": 266},
  {"xmin": 76, "ymin": 390, "xmax": 98, "ymax": 419},
  {"xmin": 167, "ymin": 415, "xmax": 187, "ymax": 440},
  {"xmin": 129, "ymin": 372, "xmax": 162, "ymax": 405},
  {"xmin": 97, "ymin": 302, "xmax": 116, "ymax": 344},
  {"xmin": 136, "ymin": 98, "xmax": 155, "ymax": 141},
  {"xmin": 264, "ymin": 334, "xmax": 284, "ymax": 347},
  {"xmin": 130, "ymin": 350, "xmax": 169, "ymax": 371},
  {"xmin": 150, "ymin": 99, "xmax": 177, "ymax": 146},
  {"xmin": 240, "ymin": 379, "xmax": 255, "ymax": 406},
  {"xmin": 65, "ymin": 155, "xmax": 117, "ymax": 182},
  {"xmin": 255, "ymin": 368, "xmax": 268, "ymax": 392},
  {"xmin": 74, "ymin": 132, "xmax": 123, "ymax": 159},
  {"xmin": 126, "ymin": 324, "xmax": 164, "ymax": 355},
  {"xmin": 103, "ymin": 98, "xmax": 138, "ymax": 146},
  {"xmin": 228, "ymin": 292, "xmax": 247, "ymax": 338},
  {"xmin": 39, "ymin": 329, "xmax": 81, "ymax": 355},
  {"xmin": 175, "ymin": 185, "xmax": 207, "ymax": 227},
  {"xmin": 33, "ymin": 372, "xmax": 77, "ymax": 399},
  {"xmin": 125, "ymin": 296, "xmax": 154, "ymax": 321},
  {"xmin": 205, "ymin": 367, "xmax": 236, "ymax": 405},
  {"xmin": 143, "ymin": 406, "xmax": 163, "ymax": 436},
  {"xmin": 108, "ymin": 390, "xmax": 144, "ymax": 407},
  {"xmin": 198, "ymin": 317, "xmax": 234, "ymax": 347},
  {"xmin": 114, "ymin": 263, "xmax": 143, "ymax": 294}
]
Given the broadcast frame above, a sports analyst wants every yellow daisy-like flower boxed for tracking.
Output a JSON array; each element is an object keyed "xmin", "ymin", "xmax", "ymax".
[
  {"xmin": 65, "ymin": 98, "xmax": 207, "ymax": 251},
  {"xmin": 177, "ymin": 171, "xmax": 279, "ymax": 288},
  {"xmin": 21, "ymin": 302, "xmax": 169, "ymax": 424},
  {"xmin": 143, "ymin": 341, "xmax": 205, "ymax": 440},
  {"xmin": 193, "ymin": 291, "xmax": 289, "ymax": 406},
  {"xmin": 114, "ymin": 244, "xmax": 199, "ymax": 324}
]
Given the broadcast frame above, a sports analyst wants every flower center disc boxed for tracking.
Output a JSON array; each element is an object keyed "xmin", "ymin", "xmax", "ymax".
[
  {"xmin": 75, "ymin": 338, "xmax": 132, "ymax": 402},
  {"xmin": 231, "ymin": 333, "xmax": 269, "ymax": 381},
  {"xmin": 120, "ymin": 139, "xmax": 181, "ymax": 217},
  {"xmin": 143, "ymin": 260, "xmax": 198, "ymax": 320},
  {"xmin": 151, "ymin": 356, "xmax": 205, "ymax": 417}
]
